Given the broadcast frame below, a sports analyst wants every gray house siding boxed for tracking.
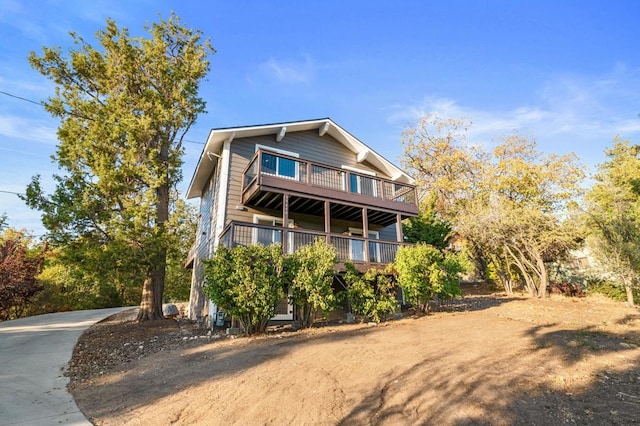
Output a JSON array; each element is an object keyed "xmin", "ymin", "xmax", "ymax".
[
  {"xmin": 222, "ymin": 131, "xmax": 389, "ymax": 226},
  {"xmin": 188, "ymin": 170, "xmax": 215, "ymax": 320},
  {"xmin": 186, "ymin": 121, "xmax": 417, "ymax": 321}
]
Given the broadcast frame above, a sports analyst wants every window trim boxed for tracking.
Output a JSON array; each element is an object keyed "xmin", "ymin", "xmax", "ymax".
[
  {"xmin": 255, "ymin": 144, "xmax": 299, "ymax": 158},
  {"xmin": 341, "ymin": 164, "xmax": 376, "ymax": 176}
]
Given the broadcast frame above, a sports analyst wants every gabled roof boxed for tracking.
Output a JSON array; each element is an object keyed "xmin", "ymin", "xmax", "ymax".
[{"xmin": 186, "ymin": 118, "xmax": 414, "ymax": 199}]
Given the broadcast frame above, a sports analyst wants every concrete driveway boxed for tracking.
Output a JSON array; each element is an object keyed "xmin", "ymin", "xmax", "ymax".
[{"xmin": 0, "ymin": 307, "xmax": 133, "ymax": 425}]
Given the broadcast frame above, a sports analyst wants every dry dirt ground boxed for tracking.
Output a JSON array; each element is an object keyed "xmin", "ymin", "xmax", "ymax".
[{"xmin": 68, "ymin": 284, "xmax": 640, "ymax": 425}]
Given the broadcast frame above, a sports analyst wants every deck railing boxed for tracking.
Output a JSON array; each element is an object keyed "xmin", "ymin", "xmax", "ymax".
[
  {"xmin": 219, "ymin": 221, "xmax": 403, "ymax": 265},
  {"xmin": 242, "ymin": 149, "xmax": 417, "ymax": 206}
]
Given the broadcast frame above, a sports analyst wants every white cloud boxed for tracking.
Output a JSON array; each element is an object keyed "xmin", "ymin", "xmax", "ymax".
[
  {"xmin": 0, "ymin": 115, "xmax": 57, "ymax": 145},
  {"xmin": 255, "ymin": 55, "xmax": 316, "ymax": 84},
  {"xmin": 385, "ymin": 66, "xmax": 640, "ymax": 167}
]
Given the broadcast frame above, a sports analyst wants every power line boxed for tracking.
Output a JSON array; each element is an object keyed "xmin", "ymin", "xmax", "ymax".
[
  {"xmin": 0, "ymin": 189, "xmax": 24, "ymax": 196},
  {"xmin": 0, "ymin": 90, "xmax": 44, "ymax": 106},
  {"xmin": 0, "ymin": 90, "xmax": 206, "ymax": 145}
]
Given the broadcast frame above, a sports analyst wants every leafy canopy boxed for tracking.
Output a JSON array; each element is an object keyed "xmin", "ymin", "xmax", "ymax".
[
  {"xmin": 0, "ymin": 229, "xmax": 46, "ymax": 321},
  {"xmin": 25, "ymin": 14, "xmax": 212, "ymax": 319},
  {"xmin": 584, "ymin": 138, "xmax": 640, "ymax": 305},
  {"xmin": 401, "ymin": 115, "xmax": 584, "ymax": 297}
]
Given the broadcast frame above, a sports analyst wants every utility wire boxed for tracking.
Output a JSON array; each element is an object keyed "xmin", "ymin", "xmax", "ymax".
[
  {"xmin": 0, "ymin": 90, "xmax": 206, "ymax": 145},
  {"xmin": 0, "ymin": 90, "xmax": 43, "ymax": 106},
  {"xmin": 0, "ymin": 189, "xmax": 24, "ymax": 196}
]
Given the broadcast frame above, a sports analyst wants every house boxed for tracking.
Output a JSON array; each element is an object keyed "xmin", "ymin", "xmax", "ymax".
[{"xmin": 184, "ymin": 118, "xmax": 419, "ymax": 323}]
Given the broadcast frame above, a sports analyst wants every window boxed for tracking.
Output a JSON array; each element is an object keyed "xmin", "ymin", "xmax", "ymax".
[
  {"xmin": 349, "ymin": 173, "xmax": 378, "ymax": 197},
  {"xmin": 261, "ymin": 153, "xmax": 297, "ymax": 179},
  {"xmin": 256, "ymin": 145, "xmax": 300, "ymax": 180},
  {"xmin": 347, "ymin": 228, "xmax": 380, "ymax": 262},
  {"xmin": 253, "ymin": 215, "xmax": 293, "ymax": 246}
]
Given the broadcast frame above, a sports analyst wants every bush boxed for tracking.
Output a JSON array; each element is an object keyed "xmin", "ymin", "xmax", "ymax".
[
  {"xmin": 394, "ymin": 243, "xmax": 468, "ymax": 313},
  {"xmin": 343, "ymin": 262, "xmax": 398, "ymax": 322},
  {"xmin": 288, "ymin": 239, "xmax": 338, "ymax": 328},
  {"xmin": 203, "ymin": 244, "xmax": 286, "ymax": 335},
  {"xmin": 0, "ymin": 230, "xmax": 45, "ymax": 320},
  {"xmin": 585, "ymin": 276, "xmax": 640, "ymax": 304}
]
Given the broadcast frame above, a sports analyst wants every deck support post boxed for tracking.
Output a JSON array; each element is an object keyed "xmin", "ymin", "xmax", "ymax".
[
  {"xmin": 362, "ymin": 208, "xmax": 369, "ymax": 262},
  {"xmin": 324, "ymin": 201, "xmax": 331, "ymax": 245},
  {"xmin": 282, "ymin": 194, "xmax": 290, "ymax": 254}
]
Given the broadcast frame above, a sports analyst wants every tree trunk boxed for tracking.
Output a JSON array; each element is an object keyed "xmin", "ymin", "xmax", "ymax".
[
  {"xmin": 137, "ymin": 142, "xmax": 170, "ymax": 321},
  {"xmin": 137, "ymin": 273, "xmax": 164, "ymax": 321},
  {"xmin": 624, "ymin": 279, "xmax": 635, "ymax": 307},
  {"xmin": 535, "ymin": 253, "xmax": 548, "ymax": 298}
]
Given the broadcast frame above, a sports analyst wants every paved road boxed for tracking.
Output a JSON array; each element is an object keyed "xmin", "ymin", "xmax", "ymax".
[{"xmin": 0, "ymin": 307, "xmax": 133, "ymax": 426}]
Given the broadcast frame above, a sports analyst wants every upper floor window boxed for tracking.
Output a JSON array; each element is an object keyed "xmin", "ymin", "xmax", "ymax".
[
  {"xmin": 349, "ymin": 173, "xmax": 378, "ymax": 197},
  {"xmin": 256, "ymin": 144, "xmax": 300, "ymax": 180},
  {"xmin": 262, "ymin": 152, "xmax": 297, "ymax": 179}
]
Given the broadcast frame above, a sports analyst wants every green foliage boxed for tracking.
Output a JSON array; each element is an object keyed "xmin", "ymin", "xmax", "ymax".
[
  {"xmin": 401, "ymin": 117, "xmax": 585, "ymax": 298},
  {"xmin": 394, "ymin": 243, "xmax": 467, "ymax": 313},
  {"xmin": 203, "ymin": 245, "xmax": 286, "ymax": 335},
  {"xmin": 343, "ymin": 262, "xmax": 398, "ymax": 322},
  {"xmin": 402, "ymin": 195, "xmax": 451, "ymax": 248},
  {"xmin": 288, "ymin": 239, "xmax": 338, "ymax": 328},
  {"xmin": 164, "ymin": 201, "xmax": 198, "ymax": 302},
  {"xmin": 585, "ymin": 276, "xmax": 640, "ymax": 304},
  {"xmin": 25, "ymin": 250, "xmax": 123, "ymax": 315},
  {"xmin": 584, "ymin": 138, "xmax": 640, "ymax": 306},
  {"xmin": 25, "ymin": 14, "xmax": 213, "ymax": 320}
]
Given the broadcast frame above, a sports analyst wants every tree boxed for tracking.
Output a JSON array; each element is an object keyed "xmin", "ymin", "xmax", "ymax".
[
  {"xmin": 0, "ymin": 229, "xmax": 46, "ymax": 320},
  {"xmin": 401, "ymin": 114, "xmax": 483, "ymax": 213},
  {"xmin": 203, "ymin": 245, "xmax": 286, "ymax": 335},
  {"xmin": 25, "ymin": 14, "xmax": 213, "ymax": 320},
  {"xmin": 584, "ymin": 138, "xmax": 640, "ymax": 306},
  {"xmin": 401, "ymin": 117, "xmax": 584, "ymax": 297},
  {"xmin": 402, "ymin": 195, "xmax": 451, "ymax": 248},
  {"xmin": 288, "ymin": 239, "xmax": 338, "ymax": 328}
]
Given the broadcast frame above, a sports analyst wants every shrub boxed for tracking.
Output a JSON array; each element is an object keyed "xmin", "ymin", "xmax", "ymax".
[
  {"xmin": 203, "ymin": 244, "xmax": 286, "ymax": 335},
  {"xmin": 585, "ymin": 276, "xmax": 639, "ymax": 304},
  {"xmin": 343, "ymin": 262, "xmax": 398, "ymax": 322},
  {"xmin": 394, "ymin": 243, "xmax": 468, "ymax": 313},
  {"xmin": 288, "ymin": 239, "xmax": 338, "ymax": 328},
  {"xmin": 0, "ymin": 230, "xmax": 45, "ymax": 320}
]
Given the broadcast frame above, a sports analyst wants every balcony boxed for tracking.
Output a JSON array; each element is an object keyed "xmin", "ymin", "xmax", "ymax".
[
  {"xmin": 219, "ymin": 221, "xmax": 406, "ymax": 268},
  {"xmin": 242, "ymin": 149, "xmax": 418, "ymax": 219}
]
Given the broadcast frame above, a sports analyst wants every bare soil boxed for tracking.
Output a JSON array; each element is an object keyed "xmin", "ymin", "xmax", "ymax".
[{"xmin": 68, "ymin": 284, "xmax": 640, "ymax": 425}]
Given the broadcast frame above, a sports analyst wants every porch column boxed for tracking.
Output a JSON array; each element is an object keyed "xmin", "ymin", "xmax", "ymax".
[
  {"xmin": 324, "ymin": 201, "xmax": 331, "ymax": 244},
  {"xmin": 282, "ymin": 194, "xmax": 289, "ymax": 254},
  {"xmin": 396, "ymin": 213, "xmax": 403, "ymax": 243},
  {"xmin": 362, "ymin": 208, "xmax": 369, "ymax": 262}
]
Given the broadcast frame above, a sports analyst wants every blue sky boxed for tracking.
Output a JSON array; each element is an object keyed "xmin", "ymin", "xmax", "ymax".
[{"xmin": 1, "ymin": 0, "xmax": 640, "ymax": 234}]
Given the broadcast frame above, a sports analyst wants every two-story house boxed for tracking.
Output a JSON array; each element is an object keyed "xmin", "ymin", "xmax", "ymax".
[{"xmin": 185, "ymin": 118, "xmax": 419, "ymax": 322}]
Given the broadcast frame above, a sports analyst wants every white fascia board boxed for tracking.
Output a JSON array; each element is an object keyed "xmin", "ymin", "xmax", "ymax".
[{"xmin": 212, "ymin": 140, "xmax": 232, "ymax": 250}]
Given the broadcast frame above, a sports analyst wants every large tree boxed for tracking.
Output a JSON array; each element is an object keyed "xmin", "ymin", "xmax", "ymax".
[
  {"xmin": 401, "ymin": 116, "xmax": 584, "ymax": 297},
  {"xmin": 25, "ymin": 14, "xmax": 213, "ymax": 320},
  {"xmin": 584, "ymin": 138, "xmax": 640, "ymax": 306}
]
